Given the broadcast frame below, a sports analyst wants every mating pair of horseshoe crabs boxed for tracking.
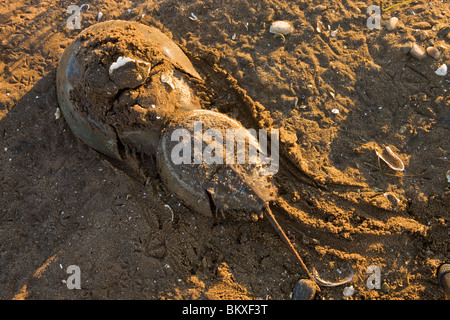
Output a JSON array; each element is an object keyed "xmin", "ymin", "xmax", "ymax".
[{"xmin": 56, "ymin": 20, "xmax": 317, "ymax": 296}]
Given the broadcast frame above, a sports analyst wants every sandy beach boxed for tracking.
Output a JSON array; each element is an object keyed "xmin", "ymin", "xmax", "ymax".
[{"xmin": 0, "ymin": 0, "xmax": 448, "ymax": 300}]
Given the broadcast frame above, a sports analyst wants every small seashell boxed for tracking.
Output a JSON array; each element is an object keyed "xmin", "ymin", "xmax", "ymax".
[
  {"xmin": 376, "ymin": 146, "xmax": 405, "ymax": 171},
  {"xmin": 446, "ymin": 170, "xmax": 450, "ymax": 183},
  {"xmin": 189, "ymin": 12, "xmax": 198, "ymax": 21},
  {"xmin": 331, "ymin": 108, "xmax": 339, "ymax": 114},
  {"xmin": 386, "ymin": 17, "xmax": 398, "ymax": 31},
  {"xmin": 435, "ymin": 64, "xmax": 448, "ymax": 76},
  {"xmin": 97, "ymin": 12, "xmax": 103, "ymax": 21},
  {"xmin": 419, "ymin": 30, "xmax": 429, "ymax": 41},
  {"xmin": 343, "ymin": 285, "xmax": 355, "ymax": 297},
  {"xmin": 409, "ymin": 43, "xmax": 426, "ymax": 60},
  {"xmin": 426, "ymin": 46, "xmax": 441, "ymax": 59},
  {"xmin": 316, "ymin": 21, "xmax": 321, "ymax": 33},
  {"xmin": 269, "ymin": 21, "xmax": 294, "ymax": 36},
  {"xmin": 55, "ymin": 108, "xmax": 61, "ymax": 120}
]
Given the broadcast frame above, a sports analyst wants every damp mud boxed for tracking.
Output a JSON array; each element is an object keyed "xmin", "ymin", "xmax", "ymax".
[{"xmin": 0, "ymin": 0, "xmax": 449, "ymax": 300}]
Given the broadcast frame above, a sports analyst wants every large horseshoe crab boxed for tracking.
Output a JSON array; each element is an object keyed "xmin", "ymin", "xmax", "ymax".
[{"xmin": 56, "ymin": 20, "xmax": 316, "ymax": 294}]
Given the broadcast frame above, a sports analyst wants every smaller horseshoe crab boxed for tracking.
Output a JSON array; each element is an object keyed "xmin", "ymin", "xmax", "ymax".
[{"xmin": 157, "ymin": 110, "xmax": 314, "ymax": 280}]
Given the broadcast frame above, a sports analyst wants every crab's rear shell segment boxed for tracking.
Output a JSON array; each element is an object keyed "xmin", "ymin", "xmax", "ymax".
[
  {"xmin": 56, "ymin": 20, "xmax": 202, "ymax": 160},
  {"xmin": 157, "ymin": 110, "xmax": 277, "ymax": 218}
]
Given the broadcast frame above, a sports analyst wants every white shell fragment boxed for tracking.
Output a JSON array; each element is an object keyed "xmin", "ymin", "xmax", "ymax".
[
  {"xmin": 446, "ymin": 170, "xmax": 450, "ymax": 183},
  {"xmin": 435, "ymin": 64, "xmax": 448, "ymax": 76},
  {"xmin": 97, "ymin": 12, "xmax": 103, "ymax": 21},
  {"xmin": 55, "ymin": 108, "xmax": 61, "ymax": 120},
  {"xmin": 313, "ymin": 268, "xmax": 354, "ymax": 287},
  {"xmin": 409, "ymin": 43, "xmax": 426, "ymax": 60},
  {"xmin": 386, "ymin": 17, "xmax": 398, "ymax": 31},
  {"xmin": 376, "ymin": 146, "xmax": 405, "ymax": 171},
  {"xmin": 161, "ymin": 74, "xmax": 175, "ymax": 89},
  {"xmin": 343, "ymin": 286, "xmax": 355, "ymax": 297},
  {"xmin": 189, "ymin": 12, "xmax": 198, "ymax": 21},
  {"xmin": 109, "ymin": 56, "xmax": 150, "ymax": 75},
  {"xmin": 269, "ymin": 21, "xmax": 294, "ymax": 35}
]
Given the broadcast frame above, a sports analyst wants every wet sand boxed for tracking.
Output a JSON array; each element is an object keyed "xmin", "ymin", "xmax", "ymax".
[{"xmin": 0, "ymin": 0, "xmax": 448, "ymax": 300}]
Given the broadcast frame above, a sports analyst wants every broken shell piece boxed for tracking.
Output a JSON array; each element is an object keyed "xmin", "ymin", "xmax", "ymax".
[
  {"xmin": 269, "ymin": 21, "xmax": 294, "ymax": 36},
  {"xmin": 376, "ymin": 146, "xmax": 405, "ymax": 171},
  {"xmin": 189, "ymin": 12, "xmax": 198, "ymax": 21},
  {"xmin": 446, "ymin": 170, "xmax": 450, "ymax": 183},
  {"xmin": 313, "ymin": 268, "xmax": 354, "ymax": 287},
  {"xmin": 383, "ymin": 192, "xmax": 401, "ymax": 210},
  {"xmin": 55, "ymin": 108, "xmax": 61, "ymax": 120},
  {"xmin": 409, "ymin": 43, "xmax": 426, "ymax": 60},
  {"xmin": 161, "ymin": 74, "xmax": 175, "ymax": 89},
  {"xmin": 386, "ymin": 17, "xmax": 398, "ymax": 31},
  {"xmin": 109, "ymin": 56, "xmax": 151, "ymax": 89},
  {"xmin": 426, "ymin": 47, "xmax": 441, "ymax": 59},
  {"xmin": 330, "ymin": 30, "xmax": 337, "ymax": 37},
  {"xmin": 435, "ymin": 64, "xmax": 448, "ymax": 76},
  {"xmin": 109, "ymin": 56, "xmax": 150, "ymax": 75},
  {"xmin": 343, "ymin": 285, "xmax": 355, "ymax": 297}
]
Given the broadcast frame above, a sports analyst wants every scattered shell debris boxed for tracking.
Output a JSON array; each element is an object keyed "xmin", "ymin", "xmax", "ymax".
[
  {"xmin": 376, "ymin": 146, "xmax": 405, "ymax": 172},
  {"xmin": 435, "ymin": 64, "xmax": 447, "ymax": 76},
  {"xmin": 269, "ymin": 20, "xmax": 294, "ymax": 36}
]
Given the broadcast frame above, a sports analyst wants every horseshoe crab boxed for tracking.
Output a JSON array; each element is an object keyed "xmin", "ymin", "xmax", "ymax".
[
  {"xmin": 56, "ymin": 20, "xmax": 202, "ymax": 159},
  {"xmin": 56, "ymin": 20, "xmax": 315, "ymax": 284},
  {"xmin": 157, "ymin": 109, "xmax": 315, "ymax": 281}
]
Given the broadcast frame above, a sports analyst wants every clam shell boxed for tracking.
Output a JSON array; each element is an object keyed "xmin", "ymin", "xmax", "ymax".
[
  {"xmin": 409, "ymin": 43, "xmax": 426, "ymax": 60},
  {"xmin": 426, "ymin": 46, "xmax": 441, "ymax": 59},
  {"xmin": 269, "ymin": 21, "xmax": 294, "ymax": 35},
  {"xmin": 435, "ymin": 64, "xmax": 448, "ymax": 76}
]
